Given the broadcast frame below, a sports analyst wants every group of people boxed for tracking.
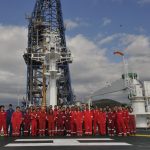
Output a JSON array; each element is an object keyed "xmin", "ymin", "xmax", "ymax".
[{"xmin": 0, "ymin": 104, "xmax": 136, "ymax": 137}]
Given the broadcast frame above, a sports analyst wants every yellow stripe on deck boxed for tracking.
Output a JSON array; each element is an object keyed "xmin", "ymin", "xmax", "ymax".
[{"xmin": 133, "ymin": 134, "xmax": 150, "ymax": 137}]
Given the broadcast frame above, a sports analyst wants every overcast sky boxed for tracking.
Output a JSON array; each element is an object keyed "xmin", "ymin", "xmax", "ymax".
[{"xmin": 0, "ymin": 0, "xmax": 150, "ymax": 105}]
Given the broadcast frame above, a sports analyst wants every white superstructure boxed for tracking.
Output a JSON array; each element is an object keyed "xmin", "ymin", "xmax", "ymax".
[
  {"xmin": 31, "ymin": 31, "xmax": 73, "ymax": 107},
  {"xmin": 127, "ymin": 74, "xmax": 150, "ymax": 128},
  {"xmin": 91, "ymin": 73, "xmax": 150, "ymax": 128},
  {"xmin": 44, "ymin": 33, "xmax": 61, "ymax": 106}
]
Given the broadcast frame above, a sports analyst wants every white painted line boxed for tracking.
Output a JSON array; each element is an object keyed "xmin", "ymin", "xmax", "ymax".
[
  {"xmin": 75, "ymin": 138, "xmax": 114, "ymax": 141},
  {"xmin": 15, "ymin": 139, "xmax": 53, "ymax": 142},
  {"xmin": 15, "ymin": 138, "xmax": 113, "ymax": 142},
  {"xmin": 5, "ymin": 142, "xmax": 132, "ymax": 147}
]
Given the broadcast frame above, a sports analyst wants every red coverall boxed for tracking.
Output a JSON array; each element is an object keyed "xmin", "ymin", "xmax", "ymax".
[
  {"xmin": 11, "ymin": 111, "xmax": 22, "ymax": 136},
  {"xmin": 65, "ymin": 111, "xmax": 71, "ymax": 135},
  {"xmin": 113, "ymin": 111, "xmax": 118, "ymax": 135},
  {"xmin": 93, "ymin": 109, "xmax": 99, "ymax": 135},
  {"xmin": 23, "ymin": 112, "xmax": 31, "ymax": 136},
  {"xmin": 129, "ymin": 114, "xmax": 136, "ymax": 135},
  {"xmin": 30, "ymin": 111, "xmax": 37, "ymax": 136},
  {"xmin": 84, "ymin": 110, "xmax": 93, "ymax": 135},
  {"xmin": 57, "ymin": 111, "xmax": 65, "ymax": 135},
  {"xmin": 47, "ymin": 113, "xmax": 55, "ymax": 136},
  {"xmin": 116, "ymin": 110, "xmax": 127, "ymax": 136},
  {"xmin": 107, "ymin": 112, "xmax": 115, "ymax": 136},
  {"xmin": 98, "ymin": 111, "xmax": 106, "ymax": 135},
  {"xmin": 53, "ymin": 109, "xmax": 58, "ymax": 135},
  {"xmin": 75, "ymin": 111, "xmax": 83, "ymax": 136},
  {"xmin": 123, "ymin": 109, "xmax": 130, "ymax": 134},
  {"xmin": 38, "ymin": 111, "xmax": 47, "ymax": 136},
  {"xmin": 36, "ymin": 110, "xmax": 40, "ymax": 135},
  {"xmin": 0, "ymin": 111, "xmax": 7, "ymax": 136},
  {"xmin": 70, "ymin": 110, "xmax": 77, "ymax": 135}
]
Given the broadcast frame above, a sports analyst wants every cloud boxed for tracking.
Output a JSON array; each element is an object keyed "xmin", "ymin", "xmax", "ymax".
[
  {"xmin": 137, "ymin": 0, "xmax": 150, "ymax": 5},
  {"xmin": 0, "ymin": 25, "xmax": 27, "ymax": 105},
  {"xmin": 97, "ymin": 33, "xmax": 150, "ymax": 81},
  {"xmin": 135, "ymin": 26, "xmax": 146, "ymax": 33},
  {"xmin": 67, "ymin": 33, "xmax": 150, "ymax": 103},
  {"xmin": 98, "ymin": 34, "xmax": 121, "ymax": 45},
  {"xmin": 64, "ymin": 18, "xmax": 89, "ymax": 30},
  {"xmin": 121, "ymin": 34, "xmax": 150, "ymax": 80},
  {"xmin": 67, "ymin": 34, "xmax": 122, "ymax": 99},
  {"xmin": 64, "ymin": 19, "xmax": 79, "ymax": 30},
  {"xmin": 102, "ymin": 17, "xmax": 112, "ymax": 27},
  {"xmin": 120, "ymin": 34, "xmax": 150, "ymax": 56}
]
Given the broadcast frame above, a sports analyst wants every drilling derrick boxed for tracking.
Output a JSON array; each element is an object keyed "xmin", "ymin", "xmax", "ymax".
[{"xmin": 24, "ymin": 0, "xmax": 73, "ymax": 106}]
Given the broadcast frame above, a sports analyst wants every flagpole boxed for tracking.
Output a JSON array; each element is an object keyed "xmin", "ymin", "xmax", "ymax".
[
  {"xmin": 114, "ymin": 50, "xmax": 129, "ymax": 87},
  {"xmin": 122, "ymin": 54, "xmax": 130, "ymax": 89},
  {"xmin": 122, "ymin": 55, "xmax": 127, "ymax": 87}
]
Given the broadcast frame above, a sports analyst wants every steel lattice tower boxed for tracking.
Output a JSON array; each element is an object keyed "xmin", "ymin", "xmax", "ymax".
[{"xmin": 24, "ymin": 0, "xmax": 73, "ymax": 106}]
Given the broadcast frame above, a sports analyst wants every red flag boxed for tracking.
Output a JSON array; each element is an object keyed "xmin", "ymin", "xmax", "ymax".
[{"xmin": 114, "ymin": 51, "xmax": 124, "ymax": 56}]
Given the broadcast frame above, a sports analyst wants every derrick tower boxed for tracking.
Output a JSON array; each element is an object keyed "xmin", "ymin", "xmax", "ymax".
[{"xmin": 24, "ymin": 0, "xmax": 73, "ymax": 106}]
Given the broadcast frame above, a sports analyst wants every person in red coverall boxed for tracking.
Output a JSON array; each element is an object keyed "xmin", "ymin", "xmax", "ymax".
[
  {"xmin": 103, "ymin": 108, "xmax": 107, "ymax": 135},
  {"xmin": 113, "ymin": 106, "xmax": 118, "ymax": 135},
  {"xmin": 53, "ymin": 105, "xmax": 58, "ymax": 135},
  {"xmin": 47, "ymin": 108, "xmax": 54, "ymax": 136},
  {"xmin": 107, "ymin": 108, "xmax": 115, "ymax": 136},
  {"xmin": 84, "ymin": 105, "xmax": 93, "ymax": 135},
  {"xmin": 38, "ymin": 107, "xmax": 47, "ymax": 136},
  {"xmin": 98, "ymin": 108, "xmax": 106, "ymax": 135},
  {"xmin": 82, "ymin": 105, "xmax": 86, "ymax": 133},
  {"xmin": 23, "ymin": 108, "xmax": 31, "ymax": 136},
  {"xmin": 75, "ymin": 107, "xmax": 83, "ymax": 136},
  {"xmin": 65, "ymin": 107, "xmax": 71, "ymax": 136},
  {"xmin": 93, "ymin": 106, "xmax": 99, "ymax": 135},
  {"xmin": 30, "ymin": 108, "xmax": 37, "ymax": 136},
  {"xmin": 129, "ymin": 107, "xmax": 136, "ymax": 135},
  {"xmin": 116, "ymin": 106, "xmax": 127, "ymax": 136},
  {"xmin": 57, "ymin": 108, "xmax": 65, "ymax": 135},
  {"xmin": 122, "ymin": 107, "xmax": 130, "ymax": 134},
  {"xmin": 0, "ymin": 105, "xmax": 7, "ymax": 136},
  {"xmin": 70, "ymin": 106, "xmax": 77, "ymax": 135},
  {"xmin": 36, "ymin": 107, "xmax": 41, "ymax": 135},
  {"xmin": 11, "ymin": 106, "xmax": 23, "ymax": 137}
]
